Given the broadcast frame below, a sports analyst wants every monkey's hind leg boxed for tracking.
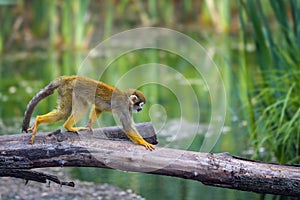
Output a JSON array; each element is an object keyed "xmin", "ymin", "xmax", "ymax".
[
  {"xmin": 30, "ymin": 109, "xmax": 69, "ymax": 144},
  {"xmin": 63, "ymin": 113, "xmax": 90, "ymax": 133},
  {"xmin": 86, "ymin": 105, "xmax": 102, "ymax": 133},
  {"xmin": 63, "ymin": 99, "xmax": 89, "ymax": 133}
]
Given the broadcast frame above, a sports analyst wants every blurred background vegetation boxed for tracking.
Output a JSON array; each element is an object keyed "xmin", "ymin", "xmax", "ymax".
[{"xmin": 0, "ymin": 0, "xmax": 299, "ymax": 199}]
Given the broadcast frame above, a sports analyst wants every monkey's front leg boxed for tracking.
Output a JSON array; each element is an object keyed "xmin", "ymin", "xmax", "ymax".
[
  {"xmin": 125, "ymin": 129, "xmax": 155, "ymax": 151},
  {"xmin": 118, "ymin": 111, "xmax": 155, "ymax": 150}
]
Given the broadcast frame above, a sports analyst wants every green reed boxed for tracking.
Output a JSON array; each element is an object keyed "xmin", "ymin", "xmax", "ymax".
[
  {"xmin": 0, "ymin": 1, "xmax": 234, "ymax": 52},
  {"xmin": 0, "ymin": 1, "xmax": 17, "ymax": 53},
  {"xmin": 0, "ymin": 0, "xmax": 91, "ymax": 50},
  {"xmin": 238, "ymin": 0, "xmax": 300, "ymax": 164}
]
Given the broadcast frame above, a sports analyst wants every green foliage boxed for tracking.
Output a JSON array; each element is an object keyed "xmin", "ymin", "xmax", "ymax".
[{"xmin": 238, "ymin": 0, "xmax": 300, "ymax": 164}]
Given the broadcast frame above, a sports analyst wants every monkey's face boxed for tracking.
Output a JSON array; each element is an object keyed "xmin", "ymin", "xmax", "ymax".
[
  {"xmin": 129, "ymin": 95, "xmax": 145, "ymax": 113},
  {"xmin": 134, "ymin": 101, "xmax": 145, "ymax": 112}
]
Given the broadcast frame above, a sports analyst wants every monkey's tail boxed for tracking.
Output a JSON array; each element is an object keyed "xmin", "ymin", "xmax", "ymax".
[{"xmin": 21, "ymin": 78, "xmax": 61, "ymax": 133}]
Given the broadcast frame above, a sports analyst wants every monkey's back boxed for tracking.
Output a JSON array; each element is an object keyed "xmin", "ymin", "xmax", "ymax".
[{"xmin": 58, "ymin": 76, "xmax": 123, "ymax": 111}]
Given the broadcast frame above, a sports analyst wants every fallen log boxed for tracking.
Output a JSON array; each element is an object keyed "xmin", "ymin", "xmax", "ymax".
[{"xmin": 0, "ymin": 123, "xmax": 299, "ymax": 197}]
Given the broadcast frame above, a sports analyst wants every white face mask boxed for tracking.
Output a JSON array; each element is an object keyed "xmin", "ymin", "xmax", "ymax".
[{"xmin": 129, "ymin": 95, "xmax": 145, "ymax": 112}]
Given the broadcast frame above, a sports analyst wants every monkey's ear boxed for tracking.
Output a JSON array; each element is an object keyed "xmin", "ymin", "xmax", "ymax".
[{"xmin": 129, "ymin": 95, "xmax": 138, "ymax": 104}]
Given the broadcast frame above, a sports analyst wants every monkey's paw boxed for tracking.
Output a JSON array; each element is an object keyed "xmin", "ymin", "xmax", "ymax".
[
  {"xmin": 29, "ymin": 137, "xmax": 35, "ymax": 145},
  {"xmin": 85, "ymin": 125, "xmax": 94, "ymax": 134},
  {"xmin": 67, "ymin": 127, "xmax": 90, "ymax": 134},
  {"xmin": 143, "ymin": 143, "xmax": 155, "ymax": 151},
  {"xmin": 26, "ymin": 125, "xmax": 35, "ymax": 133}
]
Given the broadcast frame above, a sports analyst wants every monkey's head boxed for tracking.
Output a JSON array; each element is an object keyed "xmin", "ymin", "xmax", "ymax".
[{"xmin": 126, "ymin": 89, "xmax": 146, "ymax": 112}]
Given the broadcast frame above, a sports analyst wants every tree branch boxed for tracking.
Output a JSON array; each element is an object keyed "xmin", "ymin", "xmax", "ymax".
[
  {"xmin": 0, "ymin": 169, "xmax": 75, "ymax": 187},
  {"xmin": 0, "ymin": 123, "xmax": 299, "ymax": 197}
]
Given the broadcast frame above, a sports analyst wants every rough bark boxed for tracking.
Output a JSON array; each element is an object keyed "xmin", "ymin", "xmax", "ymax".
[
  {"xmin": 0, "ymin": 169, "xmax": 75, "ymax": 187},
  {"xmin": 0, "ymin": 123, "xmax": 299, "ymax": 197}
]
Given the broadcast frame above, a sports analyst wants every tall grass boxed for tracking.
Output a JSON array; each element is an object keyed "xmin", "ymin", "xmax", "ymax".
[{"xmin": 238, "ymin": 0, "xmax": 300, "ymax": 164}]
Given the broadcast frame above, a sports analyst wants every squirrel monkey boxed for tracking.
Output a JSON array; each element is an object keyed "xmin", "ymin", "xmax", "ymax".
[{"xmin": 22, "ymin": 76, "xmax": 155, "ymax": 151}]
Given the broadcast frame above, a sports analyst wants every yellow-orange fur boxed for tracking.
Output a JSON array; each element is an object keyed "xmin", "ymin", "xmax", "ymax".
[{"xmin": 22, "ymin": 76, "xmax": 154, "ymax": 150}]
